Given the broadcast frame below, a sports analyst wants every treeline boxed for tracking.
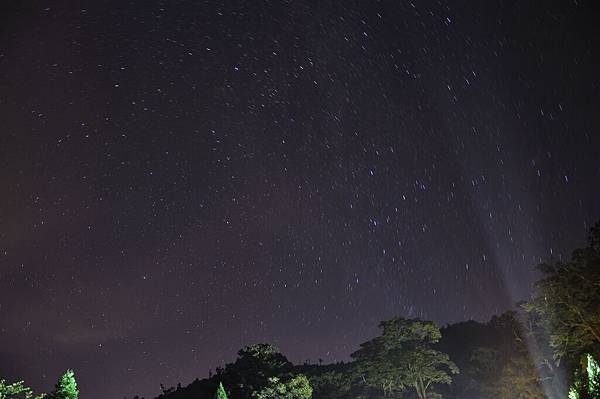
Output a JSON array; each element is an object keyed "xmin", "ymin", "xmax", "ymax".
[
  {"xmin": 151, "ymin": 222, "xmax": 599, "ymax": 399},
  {"xmin": 2, "ymin": 223, "xmax": 598, "ymax": 399},
  {"xmin": 150, "ymin": 313, "xmax": 558, "ymax": 399}
]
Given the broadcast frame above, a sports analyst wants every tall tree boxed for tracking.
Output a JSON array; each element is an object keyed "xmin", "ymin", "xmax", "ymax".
[
  {"xmin": 351, "ymin": 317, "xmax": 458, "ymax": 399},
  {"xmin": 49, "ymin": 370, "xmax": 78, "ymax": 399},
  {"xmin": 524, "ymin": 229, "xmax": 600, "ymax": 360},
  {"xmin": 524, "ymin": 222, "xmax": 600, "ymax": 399}
]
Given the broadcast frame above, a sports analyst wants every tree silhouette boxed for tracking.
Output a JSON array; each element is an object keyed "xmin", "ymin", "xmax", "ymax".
[{"xmin": 218, "ymin": 343, "xmax": 292, "ymax": 398}]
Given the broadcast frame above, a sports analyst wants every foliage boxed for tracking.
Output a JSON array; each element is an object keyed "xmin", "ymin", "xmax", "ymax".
[
  {"xmin": 217, "ymin": 343, "xmax": 293, "ymax": 399},
  {"xmin": 0, "ymin": 379, "xmax": 44, "ymax": 399},
  {"xmin": 251, "ymin": 375, "xmax": 312, "ymax": 399},
  {"xmin": 591, "ymin": 355, "xmax": 600, "ymax": 398},
  {"xmin": 462, "ymin": 316, "xmax": 546, "ymax": 399},
  {"xmin": 523, "ymin": 222, "xmax": 600, "ymax": 399},
  {"xmin": 496, "ymin": 355, "xmax": 546, "ymax": 399},
  {"xmin": 215, "ymin": 382, "xmax": 228, "ymax": 399},
  {"xmin": 569, "ymin": 354, "xmax": 600, "ymax": 399},
  {"xmin": 49, "ymin": 370, "xmax": 78, "ymax": 399},
  {"xmin": 433, "ymin": 310, "xmax": 568, "ymax": 399},
  {"xmin": 350, "ymin": 317, "xmax": 458, "ymax": 399},
  {"xmin": 523, "ymin": 222, "xmax": 600, "ymax": 364},
  {"xmin": 305, "ymin": 368, "xmax": 352, "ymax": 399},
  {"xmin": 235, "ymin": 344, "xmax": 292, "ymax": 374},
  {"xmin": 467, "ymin": 346, "xmax": 545, "ymax": 398},
  {"xmin": 466, "ymin": 347, "xmax": 502, "ymax": 395}
]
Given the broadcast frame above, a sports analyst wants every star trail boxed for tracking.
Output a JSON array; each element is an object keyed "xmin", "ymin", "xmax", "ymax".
[{"xmin": 1, "ymin": 2, "xmax": 599, "ymax": 399}]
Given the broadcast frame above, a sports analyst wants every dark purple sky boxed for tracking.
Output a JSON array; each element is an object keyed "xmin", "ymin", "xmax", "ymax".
[{"xmin": 1, "ymin": 1, "xmax": 599, "ymax": 399}]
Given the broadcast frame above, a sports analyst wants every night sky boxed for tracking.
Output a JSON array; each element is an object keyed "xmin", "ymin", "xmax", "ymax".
[{"xmin": 1, "ymin": 1, "xmax": 599, "ymax": 399}]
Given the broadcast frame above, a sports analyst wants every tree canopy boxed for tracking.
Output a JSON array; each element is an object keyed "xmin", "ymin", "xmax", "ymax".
[
  {"xmin": 523, "ymin": 222, "xmax": 600, "ymax": 399},
  {"xmin": 216, "ymin": 343, "xmax": 292, "ymax": 399},
  {"xmin": 523, "ymin": 223, "xmax": 600, "ymax": 363},
  {"xmin": 251, "ymin": 375, "xmax": 312, "ymax": 399},
  {"xmin": 350, "ymin": 317, "xmax": 458, "ymax": 399}
]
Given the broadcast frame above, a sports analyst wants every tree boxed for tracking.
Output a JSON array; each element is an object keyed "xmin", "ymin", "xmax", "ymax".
[
  {"xmin": 524, "ymin": 222, "xmax": 600, "ymax": 398},
  {"xmin": 351, "ymin": 317, "xmax": 458, "ymax": 399},
  {"xmin": 306, "ymin": 368, "xmax": 352, "ymax": 399},
  {"xmin": 495, "ymin": 355, "xmax": 546, "ymax": 399},
  {"xmin": 235, "ymin": 344, "xmax": 292, "ymax": 374},
  {"xmin": 49, "ymin": 370, "xmax": 78, "ymax": 399},
  {"xmin": 524, "ymin": 223, "xmax": 600, "ymax": 361},
  {"xmin": 215, "ymin": 382, "xmax": 228, "ymax": 399},
  {"xmin": 251, "ymin": 375, "xmax": 312, "ymax": 399},
  {"xmin": 0, "ymin": 379, "xmax": 44, "ymax": 399},
  {"xmin": 466, "ymin": 347, "xmax": 501, "ymax": 396},
  {"xmin": 218, "ymin": 343, "xmax": 292, "ymax": 399}
]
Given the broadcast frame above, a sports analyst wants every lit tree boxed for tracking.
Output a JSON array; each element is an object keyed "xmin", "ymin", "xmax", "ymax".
[
  {"xmin": 49, "ymin": 370, "xmax": 78, "ymax": 399},
  {"xmin": 215, "ymin": 382, "xmax": 228, "ymax": 399}
]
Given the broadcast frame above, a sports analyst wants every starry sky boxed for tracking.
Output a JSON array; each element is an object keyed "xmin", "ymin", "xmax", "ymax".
[{"xmin": 1, "ymin": 1, "xmax": 599, "ymax": 398}]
